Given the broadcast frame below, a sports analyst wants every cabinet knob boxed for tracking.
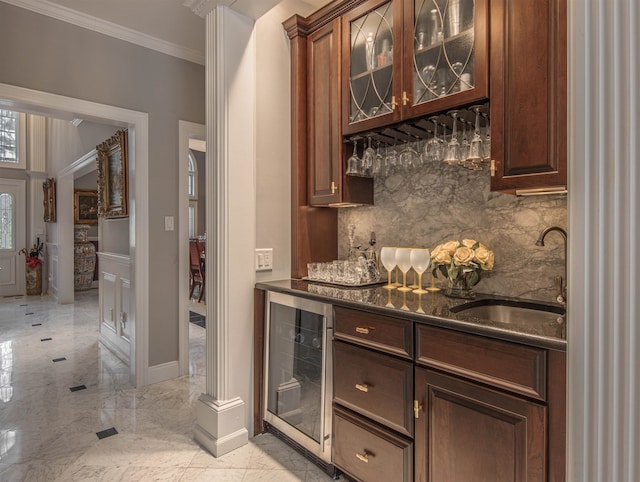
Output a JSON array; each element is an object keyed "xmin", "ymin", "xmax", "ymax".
[
  {"xmin": 402, "ymin": 91, "xmax": 409, "ymax": 106},
  {"xmin": 414, "ymin": 399, "xmax": 423, "ymax": 419},
  {"xmin": 355, "ymin": 383, "xmax": 369, "ymax": 393},
  {"xmin": 391, "ymin": 95, "xmax": 397, "ymax": 110},
  {"xmin": 355, "ymin": 451, "xmax": 370, "ymax": 463},
  {"xmin": 331, "ymin": 181, "xmax": 337, "ymax": 194}
]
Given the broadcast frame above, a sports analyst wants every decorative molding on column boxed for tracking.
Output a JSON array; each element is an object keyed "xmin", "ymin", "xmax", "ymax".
[
  {"xmin": 27, "ymin": 114, "xmax": 46, "ymax": 172},
  {"xmin": 194, "ymin": 394, "xmax": 248, "ymax": 456},
  {"xmin": 195, "ymin": 5, "xmax": 250, "ymax": 457},
  {"xmin": 567, "ymin": 0, "xmax": 639, "ymax": 480},
  {"xmin": 185, "ymin": 0, "xmax": 281, "ymax": 20}
]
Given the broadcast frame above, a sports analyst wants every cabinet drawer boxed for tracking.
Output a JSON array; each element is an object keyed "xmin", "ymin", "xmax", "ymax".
[
  {"xmin": 416, "ymin": 324, "xmax": 547, "ymax": 401},
  {"xmin": 334, "ymin": 306, "xmax": 413, "ymax": 358},
  {"xmin": 334, "ymin": 406, "xmax": 412, "ymax": 482},
  {"xmin": 334, "ymin": 341, "xmax": 413, "ymax": 437}
]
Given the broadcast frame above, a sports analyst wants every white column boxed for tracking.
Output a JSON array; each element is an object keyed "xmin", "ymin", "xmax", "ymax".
[
  {"xmin": 194, "ymin": 4, "xmax": 256, "ymax": 457},
  {"xmin": 568, "ymin": 0, "xmax": 639, "ymax": 480}
]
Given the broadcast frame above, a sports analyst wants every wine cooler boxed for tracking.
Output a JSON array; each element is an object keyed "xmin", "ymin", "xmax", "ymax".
[{"xmin": 263, "ymin": 291, "xmax": 334, "ymax": 471}]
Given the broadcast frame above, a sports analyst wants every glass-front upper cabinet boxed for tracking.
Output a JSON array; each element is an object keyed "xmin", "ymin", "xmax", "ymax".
[
  {"xmin": 403, "ymin": 0, "xmax": 488, "ymax": 117},
  {"xmin": 342, "ymin": 0, "xmax": 403, "ymax": 135}
]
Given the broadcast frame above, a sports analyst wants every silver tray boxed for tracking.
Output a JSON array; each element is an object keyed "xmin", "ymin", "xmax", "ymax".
[{"xmin": 302, "ymin": 277, "xmax": 384, "ymax": 288}]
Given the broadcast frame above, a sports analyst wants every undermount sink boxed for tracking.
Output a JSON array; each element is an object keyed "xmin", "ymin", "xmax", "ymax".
[{"xmin": 449, "ymin": 298, "xmax": 565, "ymax": 325}]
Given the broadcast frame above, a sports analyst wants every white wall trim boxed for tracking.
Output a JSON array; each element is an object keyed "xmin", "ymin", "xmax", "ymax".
[
  {"xmin": 179, "ymin": 120, "xmax": 205, "ymax": 377},
  {"xmin": 0, "ymin": 82, "xmax": 150, "ymax": 389},
  {"xmin": 1, "ymin": 0, "xmax": 205, "ymax": 65},
  {"xmin": 147, "ymin": 361, "xmax": 181, "ymax": 385}
]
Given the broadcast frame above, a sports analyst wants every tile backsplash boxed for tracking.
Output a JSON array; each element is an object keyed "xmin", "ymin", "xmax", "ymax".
[{"xmin": 338, "ymin": 162, "xmax": 567, "ymax": 302}]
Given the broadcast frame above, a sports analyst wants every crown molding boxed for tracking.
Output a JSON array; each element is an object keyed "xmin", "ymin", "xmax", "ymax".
[
  {"xmin": 184, "ymin": 0, "xmax": 281, "ymax": 20},
  {"xmin": 2, "ymin": 0, "xmax": 205, "ymax": 65}
]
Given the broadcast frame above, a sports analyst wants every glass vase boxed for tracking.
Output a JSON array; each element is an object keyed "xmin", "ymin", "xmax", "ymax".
[{"xmin": 445, "ymin": 270, "xmax": 477, "ymax": 299}]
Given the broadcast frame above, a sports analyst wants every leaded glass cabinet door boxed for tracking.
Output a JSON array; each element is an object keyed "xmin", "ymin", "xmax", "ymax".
[
  {"xmin": 402, "ymin": 0, "xmax": 488, "ymax": 118},
  {"xmin": 343, "ymin": 0, "xmax": 403, "ymax": 135}
]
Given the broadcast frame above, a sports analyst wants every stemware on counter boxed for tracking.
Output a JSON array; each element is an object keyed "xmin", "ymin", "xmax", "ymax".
[
  {"xmin": 346, "ymin": 104, "xmax": 490, "ymax": 177},
  {"xmin": 380, "ymin": 246, "xmax": 439, "ymax": 293}
]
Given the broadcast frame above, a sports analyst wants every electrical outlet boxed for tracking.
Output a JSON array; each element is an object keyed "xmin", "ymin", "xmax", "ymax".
[{"xmin": 255, "ymin": 248, "xmax": 273, "ymax": 271}]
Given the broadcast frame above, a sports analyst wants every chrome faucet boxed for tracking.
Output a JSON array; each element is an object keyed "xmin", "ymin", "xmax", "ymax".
[{"xmin": 535, "ymin": 226, "xmax": 568, "ymax": 305}]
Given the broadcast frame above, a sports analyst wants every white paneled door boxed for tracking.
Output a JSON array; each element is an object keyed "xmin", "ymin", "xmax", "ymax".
[{"xmin": 0, "ymin": 179, "xmax": 26, "ymax": 296}]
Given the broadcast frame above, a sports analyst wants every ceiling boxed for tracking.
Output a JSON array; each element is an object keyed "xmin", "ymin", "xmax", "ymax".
[{"xmin": 19, "ymin": 0, "xmax": 334, "ymax": 64}]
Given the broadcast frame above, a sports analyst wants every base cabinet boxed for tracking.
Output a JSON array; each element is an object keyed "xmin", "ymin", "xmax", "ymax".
[
  {"xmin": 414, "ymin": 368, "xmax": 546, "ymax": 482},
  {"xmin": 334, "ymin": 405, "xmax": 413, "ymax": 482},
  {"xmin": 330, "ymin": 306, "xmax": 564, "ymax": 482}
]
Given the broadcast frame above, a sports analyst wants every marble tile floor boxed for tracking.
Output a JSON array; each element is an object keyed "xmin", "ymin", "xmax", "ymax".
[{"xmin": 0, "ymin": 291, "xmax": 335, "ymax": 481}]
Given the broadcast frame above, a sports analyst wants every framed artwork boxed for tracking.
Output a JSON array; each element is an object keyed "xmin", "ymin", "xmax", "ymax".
[
  {"xmin": 97, "ymin": 129, "xmax": 128, "ymax": 218},
  {"xmin": 74, "ymin": 190, "xmax": 98, "ymax": 225},
  {"xmin": 43, "ymin": 178, "xmax": 56, "ymax": 223}
]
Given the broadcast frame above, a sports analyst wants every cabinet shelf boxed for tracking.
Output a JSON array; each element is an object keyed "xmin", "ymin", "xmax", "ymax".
[
  {"xmin": 350, "ymin": 62, "xmax": 393, "ymax": 82},
  {"xmin": 414, "ymin": 27, "xmax": 473, "ymax": 56}
]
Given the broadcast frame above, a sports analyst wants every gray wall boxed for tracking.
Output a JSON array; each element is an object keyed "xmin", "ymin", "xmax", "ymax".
[
  {"xmin": 338, "ymin": 163, "xmax": 567, "ymax": 303},
  {"xmin": 0, "ymin": 2, "xmax": 205, "ymax": 366}
]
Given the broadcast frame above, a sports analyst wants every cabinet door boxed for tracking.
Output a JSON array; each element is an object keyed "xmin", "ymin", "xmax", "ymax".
[
  {"xmin": 402, "ymin": 0, "xmax": 489, "ymax": 118},
  {"xmin": 489, "ymin": 0, "xmax": 567, "ymax": 193},
  {"xmin": 308, "ymin": 20, "xmax": 342, "ymax": 205},
  {"xmin": 308, "ymin": 17, "xmax": 374, "ymax": 206},
  {"xmin": 342, "ymin": 0, "xmax": 403, "ymax": 135},
  {"xmin": 415, "ymin": 368, "xmax": 546, "ymax": 482}
]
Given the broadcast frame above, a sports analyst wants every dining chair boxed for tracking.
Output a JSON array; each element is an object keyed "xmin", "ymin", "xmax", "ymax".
[{"xmin": 189, "ymin": 238, "xmax": 205, "ymax": 302}]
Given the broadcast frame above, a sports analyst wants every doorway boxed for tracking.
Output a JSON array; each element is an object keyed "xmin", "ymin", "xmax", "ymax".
[
  {"xmin": 0, "ymin": 82, "xmax": 150, "ymax": 388},
  {"xmin": 0, "ymin": 179, "xmax": 26, "ymax": 296},
  {"xmin": 179, "ymin": 121, "xmax": 206, "ymax": 376}
]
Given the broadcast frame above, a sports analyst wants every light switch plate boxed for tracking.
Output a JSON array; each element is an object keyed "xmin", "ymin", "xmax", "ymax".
[
  {"xmin": 164, "ymin": 216, "xmax": 174, "ymax": 231},
  {"xmin": 255, "ymin": 248, "xmax": 273, "ymax": 271}
]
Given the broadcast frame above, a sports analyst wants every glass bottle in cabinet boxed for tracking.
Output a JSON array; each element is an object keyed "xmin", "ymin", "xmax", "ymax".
[
  {"xmin": 343, "ymin": 0, "xmax": 402, "ymax": 135},
  {"xmin": 407, "ymin": 0, "xmax": 488, "ymax": 116}
]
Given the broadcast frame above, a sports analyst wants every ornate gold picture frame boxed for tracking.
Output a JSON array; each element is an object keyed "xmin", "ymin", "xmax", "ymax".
[
  {"xmin": 74, "ymin": 190, "xmax": 98, "ymax": 225},
  {"xmin": 97, "ymin": 129, "xmax": 128, "ymax": 218},
  {"xmin": 43, "ymin": 178, "xmax": 56, "ymax": 223}
]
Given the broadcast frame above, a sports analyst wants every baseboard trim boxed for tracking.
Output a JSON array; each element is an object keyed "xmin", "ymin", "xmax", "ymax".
[
  {"xmin": 194, "ymin": 394, "xmax": 249, "ymax": 457},
  {"xmin": 147, "ymin": 360, "xmax": 180, "ymax": 385}
]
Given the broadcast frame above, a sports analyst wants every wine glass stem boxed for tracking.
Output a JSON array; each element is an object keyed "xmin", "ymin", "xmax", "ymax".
[{"xmin": 403, "ymin": 271, "xmax": 407, "ymax": 289}]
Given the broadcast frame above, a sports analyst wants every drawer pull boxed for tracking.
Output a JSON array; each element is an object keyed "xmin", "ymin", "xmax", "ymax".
[
  {"xmin": 356, "ymin": 451, "xmax": 370, "ymax": 463},
  {"xmin": 414, "ymin": 399, "xmax": 423, "ymax": 419},
  {"xmin": 355, "ymin": 326, "xmax": 374, "ymax": 335},
  {"xmin": 355, "ymin": 383, "xmax": 369, "ymax": 393}
]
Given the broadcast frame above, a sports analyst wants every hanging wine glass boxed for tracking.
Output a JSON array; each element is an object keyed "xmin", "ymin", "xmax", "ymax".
[
  {"xmin": 346, "ymin": 139, "xmax": 360, "ymax": 176},
  {"xmin": 481, "ymin": 107, "xmax": 491, "ymax": 163},
  {"xmin": 372, "ymin": 140, "xmax": 384, "ymax": 176},
  {"xmin": 443, "ymin": 110, "xmax": 461, "ymax": 165},
  {"xmin": 399, "ymin": 136, "xmax": 418, "ymax": 170},
  {"xmin": 385, "ymin": 138, "xmax": 399, "ymax": 173},
  {"xmin": 361, "ymin": 136, "xmax": 375, "ymax": 177},
  {"xmin": 466, "ymin": 105, "xmax": 485, "ymax": 170},
  {"xmin": 424, "ymin": 116, "xmax": 444, "ymax": 162},
  {"xmin": 410, "ymin": 248, "xmax": 431, "ymax": 294},
  {"xmin": 380, "ymin": 247, "xmax": 398, "ymax": 290},
  {"xmin": 459, "ymin": 119, "xmax": 471, "ymax": 166}
]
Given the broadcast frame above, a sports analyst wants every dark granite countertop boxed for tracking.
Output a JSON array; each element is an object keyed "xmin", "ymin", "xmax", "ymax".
[{"xmin": 256, "ymin": 279, "xmax": 567, "ymax": 351}]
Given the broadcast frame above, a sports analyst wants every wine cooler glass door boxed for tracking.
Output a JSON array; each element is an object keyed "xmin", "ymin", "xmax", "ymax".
[{"xmin": 264, "ymin": 292, "xmax": 333, "ymax": 463}]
